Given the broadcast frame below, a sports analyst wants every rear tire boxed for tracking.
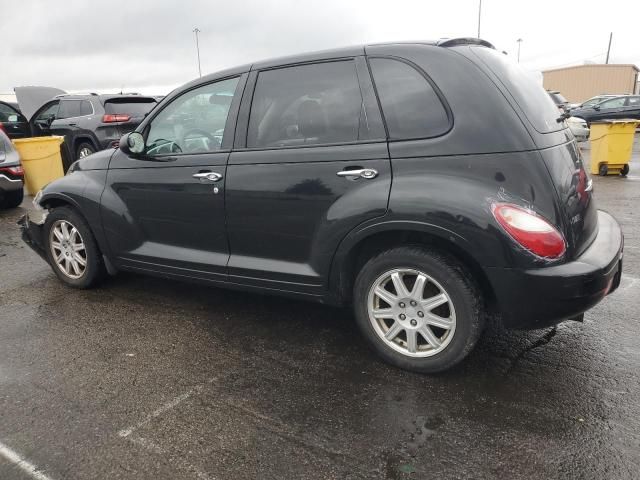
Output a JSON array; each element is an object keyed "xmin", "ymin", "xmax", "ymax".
[
  {"xmin": 2, "ymin": 189, "xmax": 24, "ymax": 209},
  {"xmin": 76, "ymin": 142, "xmax": 95, "ymax": 160},
  {"xmin": 43, "ymin": 206, "xmax": 105, "ymax": 288},
  {"xmin": 353, "ymin": 246, "xmax": 484, "ymax": 373}
]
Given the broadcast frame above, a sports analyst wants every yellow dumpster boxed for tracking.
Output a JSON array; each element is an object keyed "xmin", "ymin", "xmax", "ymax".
[
  {"xmin": 589, "ymin": 120, "xmax": 638, "ymax": 176},
  {"xmin": 12, "ymin": 136, "xmax": 65, "ymax": 195}
]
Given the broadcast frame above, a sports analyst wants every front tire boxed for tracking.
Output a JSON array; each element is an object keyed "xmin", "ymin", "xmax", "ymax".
[
  {"xmin": 76, "ymin": 142, "xmax": 95, "ymax": 160},
  {"xmin": 353, "ymin": 246, "xmax": 484, "ymax": 373},
  {"xmin": 44, "ymin": 206, "xmax": 105, "ymax": 288},
  {"xmin": 2, "ymin": 189, "xmax": 24, "ymax": 209}
]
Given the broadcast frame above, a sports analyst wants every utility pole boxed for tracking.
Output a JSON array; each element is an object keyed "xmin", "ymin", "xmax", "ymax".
[
  {"xmin": 193, "ymin": 28, "xmax": 202, "ymax": 78},
  {"xmin": 477, "ymin": 0, "xmax": 482, "ymax": 38},
  {"xmin": 517, "ymin": 38, "xmax": 523, "ymax": 63},
  {"xmin": 605, "ymin": 32, "xmax": 613, "ymax": 64}
]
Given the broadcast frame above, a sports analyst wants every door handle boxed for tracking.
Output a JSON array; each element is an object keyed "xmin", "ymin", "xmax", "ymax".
[
  {"xmin": 193, "ymin": 172, "xmax": 223, "ymax": 182},
  {"xmin": 336, "ymin": 168, "xmax": 378, "ymax": 179}
]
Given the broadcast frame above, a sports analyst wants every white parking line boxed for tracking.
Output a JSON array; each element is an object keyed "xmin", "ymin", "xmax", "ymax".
[{"xmin": 0, "ymin": 441, "xmax": 54, "ymax": 480}]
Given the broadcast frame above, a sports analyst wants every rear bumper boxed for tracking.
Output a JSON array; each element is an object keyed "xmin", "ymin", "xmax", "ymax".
[
  {"xmin": 18, "ymin": 213, "xmax": 48, "ymax": 261},
  {"xmin": 0, "ymin": 173, "xmax": 24, "ymax": 193},
  {"xmin": 487, "ymin": 210, "xmax": 623, "ymax": 329}
]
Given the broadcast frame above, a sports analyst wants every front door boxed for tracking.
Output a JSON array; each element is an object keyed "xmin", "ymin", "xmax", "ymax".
[
  {"xmin": 226, "ymin": 58, "xmax": 391, "ymax": 295},
  {"xmin": 101, "ymin": 75, "xmax": 245, "ymax": 282}
]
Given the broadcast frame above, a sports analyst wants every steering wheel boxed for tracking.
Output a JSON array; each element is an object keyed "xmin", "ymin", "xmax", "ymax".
[{"xmin": 181, "ymin": 128, "xmax": 220, "ymax": 152}]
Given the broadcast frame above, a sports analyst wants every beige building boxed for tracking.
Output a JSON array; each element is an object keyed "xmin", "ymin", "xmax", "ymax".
[{"xmin": 542, "ymin": 64, "xmax": 640, "ymax": 103}]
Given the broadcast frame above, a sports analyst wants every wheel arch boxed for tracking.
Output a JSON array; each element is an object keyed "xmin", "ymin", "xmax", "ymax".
[
  {"xmin": 329, "ymin": 221, "xmax": 498, "ymax": 312},
  {"xmin": 73, "ymin": 135, "xmax": 99, "ymax": 154}
]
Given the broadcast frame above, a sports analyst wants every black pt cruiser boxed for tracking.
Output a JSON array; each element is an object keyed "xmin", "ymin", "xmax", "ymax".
[{"xmin": 20, "ymin": 38, "xmax": 623, "ymax": 373}]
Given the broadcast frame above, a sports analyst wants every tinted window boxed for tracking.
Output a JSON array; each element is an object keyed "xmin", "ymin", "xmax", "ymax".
[
  {"xmin": 471, "ymin": 47, "xmax": 562, "ymax": 133},
  {"xmin": 146, "ymin": 77, "xmax": 239, "ymax": 156},
  {"xmin": 247, "ymin": 61, "xmax": 372, "ymax": 148},
  {"xmin": 105, "ymin": 99, "xmax": 156, "ymax": 116},
  {"xmin": 600, "ymin": 97, "xmax": 626, "ymax": 108},
  {"xmin": 626, "ymin": 96, "xmax": 640, "ymax": 106},
  {"xmin": 80, "ymin": 100, "xmax": 93, "ymax": 116},
  {"xmin": 57, "ymin": 100, "xmax": 82, "ymax": 119},
  {"xmin": 35, "ymin": 102, "xmax": 59, "ymax": 121},
  {"xmin": 0, "ymin": 103, "xmax": 20, "ymax": 122},
  {"xmin": 370, "ymin": 58, "xmax": 450, "ymax": 139}
]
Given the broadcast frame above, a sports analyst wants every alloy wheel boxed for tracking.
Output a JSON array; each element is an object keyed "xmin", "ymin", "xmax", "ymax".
[
  {"xmin": 367, "ymin": 268, "xmax": 456, "ymax": 357},
  {"xmin": 49, "ymin": 220, "xmax": 87, "ymax": 279}
]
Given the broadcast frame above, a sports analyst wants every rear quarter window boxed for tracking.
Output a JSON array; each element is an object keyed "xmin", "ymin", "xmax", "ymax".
[
  {"xmin": 471, "ymin": 47, "xmax": 562, "ymax": 133},
  {"xmin": 369, "ymin": 58, "xmax": 450, "ymax": 140}
]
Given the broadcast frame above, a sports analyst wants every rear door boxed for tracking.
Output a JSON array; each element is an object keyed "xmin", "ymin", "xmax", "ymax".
[
  {"xmin": 622, "ymin": 96, "xmax": 640, "ymax": 119},
  {"xmin": 102, "ymin": 75, "xmax": 245, "ymax": 281},
  {"xmin": 226, "ymin": 57, "xmax": 390, "ymax": 294}
]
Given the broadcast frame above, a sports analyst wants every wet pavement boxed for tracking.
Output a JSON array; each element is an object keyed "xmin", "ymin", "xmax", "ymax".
[{"xmin": 1, "ymin": 146, "xmax": 639, "ymax": 480}]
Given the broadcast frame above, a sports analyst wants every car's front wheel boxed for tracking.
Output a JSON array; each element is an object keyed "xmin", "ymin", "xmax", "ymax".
[
  {"xmin": 44, "ymin": 206, "xmax": 105, "ymax": 288},
  {"xmin": 353, "ymin": 246, "xmax": 484, "ymax": 373}
]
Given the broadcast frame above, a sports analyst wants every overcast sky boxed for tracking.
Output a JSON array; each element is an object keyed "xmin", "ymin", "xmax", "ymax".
[{"xmin": 2, "ymin": 0, "xmax": 639, "ymax": 96}]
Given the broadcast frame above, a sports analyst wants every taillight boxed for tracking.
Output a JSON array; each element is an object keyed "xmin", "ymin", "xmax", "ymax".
[
  {"xmin": 0, "ymin": 123, "xmax": 6, "ymax": 134},
  {"xmin": 102, "ymin": 114, "xmax": 131, "ymax": 123},
  {"xmin": 491, "ymin": 203, "xmax": 566, "ymax": 259},
  {"xmin": 0, "ymin": 165, "xmax": 25, "ymax": 176}
]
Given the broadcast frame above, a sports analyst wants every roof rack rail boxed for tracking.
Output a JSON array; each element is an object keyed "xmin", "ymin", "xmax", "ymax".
[
  {"xmin": 54, "ymin": 92, "xmax": 99, "ymax": 98},
  {"xmin": 437, "ymin": 38, "xmax": 495, "ymax": 49}
]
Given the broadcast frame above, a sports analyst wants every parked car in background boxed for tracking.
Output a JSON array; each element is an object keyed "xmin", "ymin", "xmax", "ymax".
[
  {"xmin": 568, "ymin": 94, "xmax": 618, "ymax": 111},
  {"xmin": 15, "ymin": 87, "xmax": 158, "ymax": 161},
  {"xmin": 0, "ymin": 100, "xmax": 28, "ymax": 139},
  {"xmin": 570, "ymin": 95, "xmax": 640, "ymax": 125},
  {"xmin": 0, "ymin": 128, "xmax": 24, "ymax": 208},
  {"xmin": 547, "ymin": 91, "xmax": 589, "ymax": 142},
  {"xmin": 20, "ymin": 39, "xmax": 623, "ymax": 373}
]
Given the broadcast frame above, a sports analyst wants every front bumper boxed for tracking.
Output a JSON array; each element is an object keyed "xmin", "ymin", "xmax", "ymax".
[
  {"xmin": 18, "ymin": 213, "xmax": 47, "ymax": 261},
  {"xmin": 487, "ymin": 210, "xmax": 623, "ymax": 329}
]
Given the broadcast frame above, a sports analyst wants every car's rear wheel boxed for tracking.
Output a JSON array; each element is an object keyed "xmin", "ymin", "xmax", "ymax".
[
  {"xmin": 44, "ymin": 206, "xmax": 105, "ymax": 288},
  {"xmin": 621, "ymin": 164, "xmax": 630, "ymax": 176},
  {"xmin": 599, "ymin": 164, "xmax": 608, "ymax": 176},
  {"xmin": 76, "ymin": 142, "xmax": 95, "ymax": 160},
  {"xmin": 353, "ymin": 246, "xmax": 484, "ymax": 373},
  {"xmin": 2, "ymin": 189, "xmax": 24, "ymax": 209}
]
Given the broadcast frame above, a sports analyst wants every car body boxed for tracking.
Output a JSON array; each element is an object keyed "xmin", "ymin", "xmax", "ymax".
[
  {"xmin": 570, "ymin": 95, "xmax": 640, "ymax": 125},
  {"xmin": 0, "ymin": 129, "xmax": 24, "ymax": 208},
  {"xmin": 19, "ymin": 38, "xmax": 624, "ymax": 373},
  {"xmin": 14, "ymin": 87, "xmax": 158, "ymax": 162}
]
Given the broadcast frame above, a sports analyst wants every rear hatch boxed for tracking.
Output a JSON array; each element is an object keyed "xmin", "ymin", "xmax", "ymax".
[
  {"xmin": 467, "ymin": 47, "xmax": 598, "ymax": 258},
  {"xmin": 102, "ymin": 97, "xmax": 157, "ymax": 135}
]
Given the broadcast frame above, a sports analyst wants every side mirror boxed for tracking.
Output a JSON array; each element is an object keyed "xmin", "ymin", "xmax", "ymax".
[
  {"xmin": 119, "ymin": 132, "xmax": 146, "ymax": 155},
  {"xmin": 593, "ymin": 105, "xmax": 600, "ymax": 111},
  {"xmin": 46, "ymin": 114, "xmax": 56, "ymax": 126}
]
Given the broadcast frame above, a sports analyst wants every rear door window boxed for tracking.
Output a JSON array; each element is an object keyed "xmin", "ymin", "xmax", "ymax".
[
  {"xmin": 247, "ymin": 60, "xmax": 380, "ymax": 148},
  {"xmin": 57, "ymin": 100, "xmax": 82, "ymax": 119},
  {"xmin": 625, "ymin": 96, "xmax": 640, "ymax": 107},
  {"xmin": 369, "ymin": 58, "xmax": 450, "ymax": 139},
  {"xmin": 471, "ymin": 47, "xmax": 562, "ymax": 133}
]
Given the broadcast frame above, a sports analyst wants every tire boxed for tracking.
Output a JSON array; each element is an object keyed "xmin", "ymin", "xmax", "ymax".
[
  {"xmin": 621, "ymin": 164, "xmax": 630, "ymax": 176},
  {"xmin": 353, "ymin": 246, "xmax": 484, "ymax": 373},
  {"xmin": 76, "ymin": 142, "xmax": 95, "ymax": 160},
  {"xmin": 2, "ymin": 189, "xmax": 24, "ymax": 209},
  {"xmin": 43, "ymin": 206, "xmax": 105, "ymax": 288},
  {"xmin": 599, "ymin": 164, "xmax": 608, "ymax": 176}
]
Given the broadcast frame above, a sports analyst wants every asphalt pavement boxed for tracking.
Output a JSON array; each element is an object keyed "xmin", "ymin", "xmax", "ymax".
[{"xmin": 0, "ymin": 145, "xmax": 639, "ymax": 480}]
